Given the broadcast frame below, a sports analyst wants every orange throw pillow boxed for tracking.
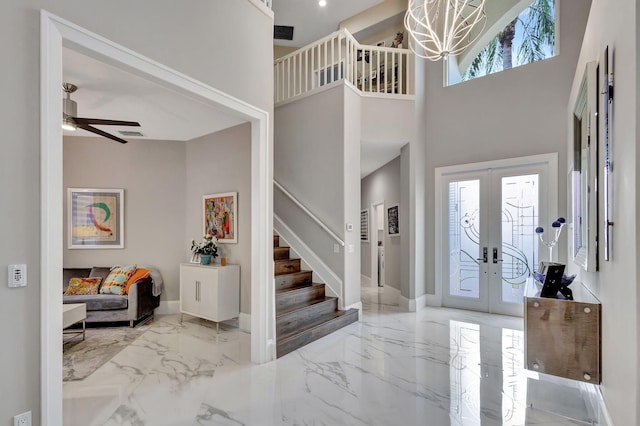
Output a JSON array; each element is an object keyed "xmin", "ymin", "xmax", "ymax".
[{"xmin": 125, "ymin": 268, "xmax": 150, "ymax": 294}]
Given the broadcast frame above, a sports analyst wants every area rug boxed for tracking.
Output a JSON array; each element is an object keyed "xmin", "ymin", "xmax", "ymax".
[{"xmin": 63, "ymin": 325, "xmax": 146, "ymax": 381}]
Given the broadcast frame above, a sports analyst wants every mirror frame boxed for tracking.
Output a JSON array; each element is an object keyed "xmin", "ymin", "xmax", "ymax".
[{"xmin": 572, "ymin": 61, "xmax": 598, "ymax": 272}]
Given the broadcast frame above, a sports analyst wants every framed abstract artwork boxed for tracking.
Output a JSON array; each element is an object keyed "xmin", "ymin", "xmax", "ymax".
[
  {"xmin": 387, "ymin": 204, "xmax": 399, "ymax": 236},
  {"xmin": 360, "ymin": 209, "xmax": 369, "ymax": 242},
  {"xmin": 68, "ymin": 188, "xmax": 124, "ymax": 249},
  {"xmin": 203, "ymin": 192, "xmax": 237, "ymax": 243}
]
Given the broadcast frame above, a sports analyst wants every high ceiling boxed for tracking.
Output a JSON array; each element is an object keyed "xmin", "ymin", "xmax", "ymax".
[
  {"xmin": 272, "ymin": 0, "xmax": 384, "ymax": 47},
  {"xmin": 63, "ymin": 49, "xmax": 245, "ymax": 142}
]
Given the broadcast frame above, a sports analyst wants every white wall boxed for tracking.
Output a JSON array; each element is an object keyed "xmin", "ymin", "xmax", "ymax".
[
  {"xmin": 186, "ymin": 124, "xmax": 252, "ymax": 314},
  {"xmin": 565, "ymin": 0, "xmax": 638, "ymax": 423},
  {"xmin": 274, "ymin": 85, "xmax": 347, "ymax": 276},
  {"xmin": 360, "ymin": 97, "xmax": 414, "ymax": 142},
  {"xmin": 361, "ymin": 156, "xmax": 401, "ymax": 290},
  {"xmin": 343, "ymin": 86, "xmax": 362, "ymax": 308},
  {"xmin": 0, "ymin": 0, "xmax": 272, "ymax": 420},
  {"xmin": 63, "ymin": 137, "xmax": 185, "ymax": 301},
  {"xmin": 274, "ymin": 82, "xmax": 363, "ymax": 308},
  {"xmin": 418, "ymin": 0, "xmax": 590, "ymax": 297}
]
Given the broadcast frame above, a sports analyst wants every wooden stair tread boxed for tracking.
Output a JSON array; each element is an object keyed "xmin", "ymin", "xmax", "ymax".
[
  {"xmin": 276, "ymin": 296, "xmax": 335, "ymax": 317},
  {"xmin": 275, "ymin": 269, "xmax": 313, "ymax": 285},
  {"xmin": 276, "ymin": 309, "xmax": 358, "ymax": 343},
  {"xmin": 275, "ymin": 282, "xmax": 322, "ymax": 295}
]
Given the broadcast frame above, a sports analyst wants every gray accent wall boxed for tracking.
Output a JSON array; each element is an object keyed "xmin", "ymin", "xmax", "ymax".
[
  {"xmin": 361, "ymin": 156, "xmax": 401, "ymax": 290},
  {"xmin": 0, "ymin": 1, "xmax": 271, "ymax": 418},
  {"xmin": 63, "ymin": 137, "xmax": 186, "ymax": 301},
  {"xmin": 186, "ymin": 124, "xmax": 252, "ymax": 314}
]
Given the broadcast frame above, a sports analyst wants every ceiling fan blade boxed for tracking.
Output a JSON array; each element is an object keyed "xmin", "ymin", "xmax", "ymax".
[
  {"xmin": 73, "ymin": 117, "xmax": 140, "ymax": 127},
  {"xmin": 76, "ymin": 124, "xmax": 129, "ymax": 144}
]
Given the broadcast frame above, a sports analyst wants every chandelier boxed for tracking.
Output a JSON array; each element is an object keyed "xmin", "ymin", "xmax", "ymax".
[{"xmin": 404, "ymin": 0, "xmax": 487, "ymax": 61}]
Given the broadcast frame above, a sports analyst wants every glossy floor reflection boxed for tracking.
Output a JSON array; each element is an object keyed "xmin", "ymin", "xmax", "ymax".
[{"xmin": 64, "ymin": 286, "xmax": 605, "ymax": 425}]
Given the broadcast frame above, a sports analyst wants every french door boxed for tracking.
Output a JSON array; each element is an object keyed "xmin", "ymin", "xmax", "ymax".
[{"xmin": 437, "ymin": 155, "xmax": 557, "ymax": 316}]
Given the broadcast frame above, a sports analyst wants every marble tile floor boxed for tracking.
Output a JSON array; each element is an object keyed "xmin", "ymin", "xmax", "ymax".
[{"xmin": 64, "ymin": 286, "xmax": 606, "ymax": 425}]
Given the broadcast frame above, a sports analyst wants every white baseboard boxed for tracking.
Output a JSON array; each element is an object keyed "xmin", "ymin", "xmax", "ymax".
[
  {"xmin": 399, "ymin": 293, "xmax": 428, "ymax": 312},
  {"xmin": 239, "ymin": 313, "xmax": 251, "ymax": 332},
  {"xmin": 360, "ymin": 274, "xmax": 372, "ymax": 286},
  {"xmin": 156, "ymin": 300, "xmax": 180, "ymax": 315},
  {"xmin": 426, "ymin": 293, "xmax": 442, "ymax": 307}
]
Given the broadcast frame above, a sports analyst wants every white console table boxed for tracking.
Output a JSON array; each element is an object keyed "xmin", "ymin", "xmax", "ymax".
[{"xmin": 179, "ymin": 263, "xmax": 240, "ymax": 332}]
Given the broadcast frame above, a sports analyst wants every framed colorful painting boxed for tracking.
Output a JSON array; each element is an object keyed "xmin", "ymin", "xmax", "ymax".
[
  {"xmin": 68, "ymin": 188, "xmax": 124, "ymax": 249},
  {"xmin": 203, "ymin": 192, "xmax": 237, "ymax": 243}
]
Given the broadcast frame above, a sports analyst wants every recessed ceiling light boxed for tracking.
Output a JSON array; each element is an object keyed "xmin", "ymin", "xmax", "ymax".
[{"xmin": 319, "ymin": 0, "xmax": 327, "ymax": 6}]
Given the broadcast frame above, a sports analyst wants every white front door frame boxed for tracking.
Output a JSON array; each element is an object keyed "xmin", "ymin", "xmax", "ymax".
[
  {"xmin": 434, "ymin": 153, "xmax": 558, "ymax": 311},
  {"xmin": 41, "ymin": 11, "xmax": 274, "ymax": 424}
]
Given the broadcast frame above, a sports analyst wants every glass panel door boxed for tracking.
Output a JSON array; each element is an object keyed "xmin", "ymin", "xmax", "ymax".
[
  {"xmin": 441, "ymin": 159, "xmax": 550, "ymax": 316},
  {"xmin": 490, "ymin": 171, "xmax": 542, "ymax": 316},
  {"xmin": 443, "ymin": 173, "xmax": 490, "ymax": 312}
]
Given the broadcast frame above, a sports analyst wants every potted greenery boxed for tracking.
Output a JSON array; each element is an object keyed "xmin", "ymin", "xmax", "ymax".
[{"xmin": 191, "ymin": 234, "xmax": 218, "ymax": 265}]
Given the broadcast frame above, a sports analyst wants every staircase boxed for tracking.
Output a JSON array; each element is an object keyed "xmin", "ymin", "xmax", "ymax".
[{"xmin": 274, "ymin": 235, "xmax": 359, "ymax": 357}]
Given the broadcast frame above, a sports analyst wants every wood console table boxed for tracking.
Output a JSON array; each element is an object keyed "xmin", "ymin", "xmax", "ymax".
[{"xmin": 524, "ymin": 279, "xmax": 601, "ymax": 383}]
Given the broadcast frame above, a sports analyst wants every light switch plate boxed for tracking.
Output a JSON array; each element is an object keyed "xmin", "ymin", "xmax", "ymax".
[
  {"xmin": 8, "ymin": 264, "xmax": 27, "ymax": 288},
  {"xmin": 333, "ymin": 244, "xmax": 340, "ymax": 253}
]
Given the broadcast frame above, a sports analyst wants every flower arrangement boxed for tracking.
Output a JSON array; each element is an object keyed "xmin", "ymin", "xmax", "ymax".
[
  {"xmin": 535, "ymin": 217, "xmax": 566, "ymax": 262},
  {"xmin": 191, "ymin": 234, "xmax": 219, "ymax": 257}
]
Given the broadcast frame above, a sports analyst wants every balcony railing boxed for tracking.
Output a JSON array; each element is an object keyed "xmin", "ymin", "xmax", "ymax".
[{"xmin": 274, "ymin": 29, "xmax": 414, "ymax": 104}]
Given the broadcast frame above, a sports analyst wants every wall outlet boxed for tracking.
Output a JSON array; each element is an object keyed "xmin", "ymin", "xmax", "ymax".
[
  {"xmin": 8, "ymin": 264, "xmax": 27, "ymax": 288},
  {"xmin": 14, "ymin": 411, "xmax": 31, "ymax": 426},
  {"xmin": 348, "ymin": 244, "xmax": 354, "ymax": 253}
]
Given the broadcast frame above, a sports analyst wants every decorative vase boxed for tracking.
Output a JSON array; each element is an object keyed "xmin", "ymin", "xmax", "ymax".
[{"xmin": 200, "ymin": 254, "xmax": 212, "ymax": 265}]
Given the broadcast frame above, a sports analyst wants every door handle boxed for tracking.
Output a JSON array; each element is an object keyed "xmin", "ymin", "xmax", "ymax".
[
  {"xmin": 493, "ymin": 247, "xmax": 503, "ymax": 263},
  {"xmin": 476, "ymin": 247, "xmax": 488, "ymax": 263}
]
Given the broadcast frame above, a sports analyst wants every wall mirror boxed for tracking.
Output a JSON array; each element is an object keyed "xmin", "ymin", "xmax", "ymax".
[{"xmin": 572, "ymin": 61, "xmax": 598, "ymax": 272}]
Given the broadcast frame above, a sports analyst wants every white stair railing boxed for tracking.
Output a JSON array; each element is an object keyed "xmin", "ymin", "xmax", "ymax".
[{"xmin": 274, "ymin": 29, "xmax": 413, "ymax": 104}]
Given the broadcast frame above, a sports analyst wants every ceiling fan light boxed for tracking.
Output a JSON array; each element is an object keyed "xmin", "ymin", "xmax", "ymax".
[{"xmin": 62, "ymin": 116, "xmax": 77, "ymax": 131}]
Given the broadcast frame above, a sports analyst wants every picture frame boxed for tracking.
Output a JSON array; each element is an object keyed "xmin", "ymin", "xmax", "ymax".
[
  {"xmin": 387, "ymin": 204, "xmax": 399, "ymax": 236},
  {"xmin": 203, "ymin": 192, "xmax": 237, "ymax": 243},
  {"xmin": 189, "ymin": 252, "xmax": 201, "ymax": 264},
  {"xmin": 68, "ymin": 188, "xmax": 124, "ymax": 249},
  {"xmin": 572, "ymin": 61, "xmax": 598, "ymax": 272},
  {"xmin": 602, "ymin": 45, "xmax": 614, "ymax": 261},
  {"xmin": 360, "ymin": 209, "xmax": 369, "ymax": 242}
]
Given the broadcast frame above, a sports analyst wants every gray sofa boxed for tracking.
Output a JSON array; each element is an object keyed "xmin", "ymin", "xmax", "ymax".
[{"xmin": 63, "ymin": 266, "xmax": 163, "ymax": 327}]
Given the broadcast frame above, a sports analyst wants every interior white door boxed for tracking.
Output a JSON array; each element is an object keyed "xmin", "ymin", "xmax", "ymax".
[{"xmin": 440, "ymin": 157, "xmax": 553, "ymax": 316}]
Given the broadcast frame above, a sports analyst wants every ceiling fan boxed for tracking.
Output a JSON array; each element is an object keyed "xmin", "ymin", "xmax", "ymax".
[{"xmin": 62, "ymin": 83, "xmax": 141, "ymax": 144}]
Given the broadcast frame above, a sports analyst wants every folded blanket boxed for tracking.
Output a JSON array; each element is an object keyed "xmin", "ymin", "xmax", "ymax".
[{"xmin": 141, "ymin": 266, "xmax": 164, "ymax": 297}]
